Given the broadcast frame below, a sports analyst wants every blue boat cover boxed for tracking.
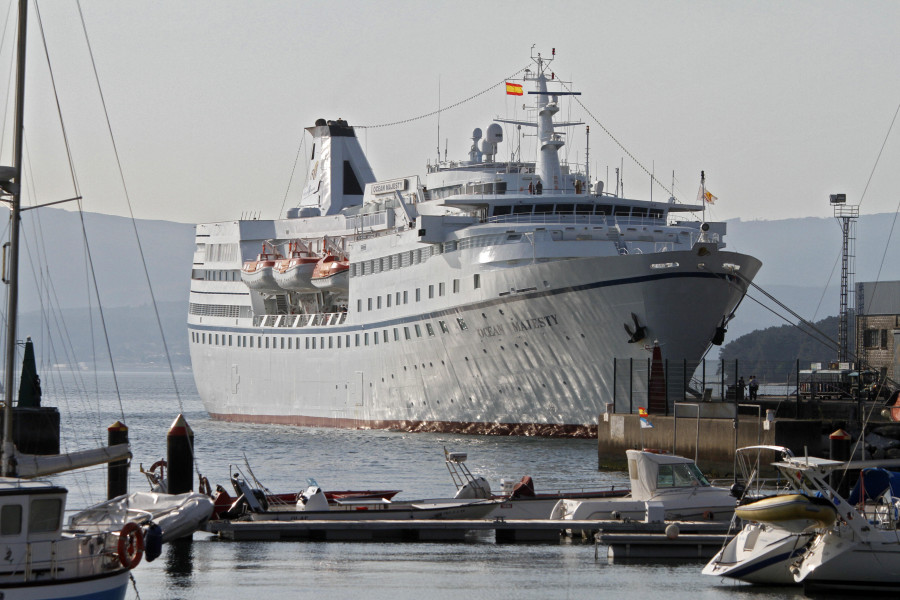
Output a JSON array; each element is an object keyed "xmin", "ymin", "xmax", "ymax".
[{"xmin": 848, "ymin": 468, "xmax": 900, "ymax": 504}]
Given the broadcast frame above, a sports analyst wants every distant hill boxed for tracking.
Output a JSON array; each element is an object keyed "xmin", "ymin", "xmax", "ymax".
[
  {"xmin": 3, "ymin": 206, "xmax": 896, "ymax": 372},
  {"xmin": 17, "ymin": 301, "xmax": 190, "ymax": 371}
]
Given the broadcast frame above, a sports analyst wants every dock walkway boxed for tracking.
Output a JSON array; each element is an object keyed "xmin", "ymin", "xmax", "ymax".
[{"xmin": 206, "ymin": 518, "xmax": 732, "ymax": 545}]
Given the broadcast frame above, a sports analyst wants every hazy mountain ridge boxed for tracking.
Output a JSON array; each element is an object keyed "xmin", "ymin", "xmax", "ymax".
[{"xmin": 8, "ymin": 208, "xmax": 897, "ymax": 370}]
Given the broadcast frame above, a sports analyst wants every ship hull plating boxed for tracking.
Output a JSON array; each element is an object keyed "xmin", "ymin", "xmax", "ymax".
[{"xmin": 190, "ymin": 249, "xmax": 759, "ymax": 437}]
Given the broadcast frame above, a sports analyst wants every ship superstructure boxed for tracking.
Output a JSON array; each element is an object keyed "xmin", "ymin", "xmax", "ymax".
[{"xmin": 188, "ymin": 52, "xmax": 761, "ymax": 437}]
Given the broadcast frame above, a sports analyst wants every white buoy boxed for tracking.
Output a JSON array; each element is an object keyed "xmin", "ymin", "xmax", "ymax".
[{"xmin": 665, "ymin": 523, "xmax": 680, "ymax": 540}]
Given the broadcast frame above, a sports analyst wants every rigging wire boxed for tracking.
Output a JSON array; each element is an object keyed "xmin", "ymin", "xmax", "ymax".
[
  {"xmin": 559, "ymin": 79, "xmax": 674, "ymax": 200},
  {"xmin": 33, "ymin": 1, "xmax": 126, "ymax": 425},
  {"xmin": 75, "ymin": 1, "xmax": 185, "ymax": 415},
  {"xmin": 356, "ymin": 65, "xmax": 530, "ymax": 129},
  {"xmin": 277, "ymin": 132, "xmax": 306, "ymax": 218}
]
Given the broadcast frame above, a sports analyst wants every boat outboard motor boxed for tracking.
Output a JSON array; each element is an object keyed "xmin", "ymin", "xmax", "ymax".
[
  {"xmin": 454, "ymin": 476, "xmax": 492, "ymax": 499},
  {"xmin": 296, "ymin": 485, "xmax": 329, "ymax": 511}
]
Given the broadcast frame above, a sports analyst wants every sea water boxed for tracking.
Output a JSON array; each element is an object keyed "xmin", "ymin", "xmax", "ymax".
[{"xmin": 50, "ymin": 372, "xmax": 811, "ymax": 600}]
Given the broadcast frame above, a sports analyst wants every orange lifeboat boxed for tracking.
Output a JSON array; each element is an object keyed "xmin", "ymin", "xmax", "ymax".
[
  {"xmin": 273, "ymin": 242, "xmax": 319, "ymax": 291},
  {"xmin": 310, "ymin": 254, "xmax": 349, "ymax": 290},
  {"xmin": 240, "ymin": 244, "xmax": 282, "ymax": 292}
]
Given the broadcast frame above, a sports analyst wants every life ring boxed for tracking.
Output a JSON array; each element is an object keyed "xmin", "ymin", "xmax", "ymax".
[{"xmin": 117, "ymin": 522, "xmax": 144, "ymax": 569}]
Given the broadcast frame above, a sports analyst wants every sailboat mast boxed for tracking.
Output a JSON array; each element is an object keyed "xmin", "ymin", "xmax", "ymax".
[{"xmin": 3, "ymin": 0, "xmax": 28, "ymax": 476}]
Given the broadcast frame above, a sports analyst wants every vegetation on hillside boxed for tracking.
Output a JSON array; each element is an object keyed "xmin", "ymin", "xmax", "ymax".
[{"xmin": 719, "ymin": 315, "xmax": 851, "ymax": 383}]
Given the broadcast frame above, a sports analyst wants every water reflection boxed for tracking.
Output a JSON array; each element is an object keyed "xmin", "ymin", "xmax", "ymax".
[{"xmin": 165, "ymin": 538, "xmax": 195, "ymax": 589}]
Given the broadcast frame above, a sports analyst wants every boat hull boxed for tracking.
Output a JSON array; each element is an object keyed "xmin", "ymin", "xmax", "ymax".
[
  {"xmin": 273, "ymin": 262, "xmax": 318, "ymax": 291},
  {"xmin": 702, "ymin": 522, "xmax": 812, "ymax": 585},
  {"xmin": 795, "ymin": 528, "xmax": 900, "ymax": 591},
  {"xmin": 1, "ymin": 569, "xmax": 129, "ymax": 600},
  {"xmin": 191, "ymin": 247, "xmax": 760, "ymax": 436}
]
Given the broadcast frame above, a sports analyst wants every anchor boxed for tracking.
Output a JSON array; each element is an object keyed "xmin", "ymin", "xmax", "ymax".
[{"xmin": 623, "ymin": 313, "xmax": 646, "ymax": 344}]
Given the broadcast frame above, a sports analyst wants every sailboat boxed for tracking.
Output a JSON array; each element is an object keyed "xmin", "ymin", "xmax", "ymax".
[{"xmin": 0, "ymin": 2, "xmax": 210, "ymax": 597}]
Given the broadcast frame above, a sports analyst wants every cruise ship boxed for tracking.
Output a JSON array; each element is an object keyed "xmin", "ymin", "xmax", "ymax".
[{"xmin": 188, "ymin": 51, "xmax": 761, "ymax": 437}]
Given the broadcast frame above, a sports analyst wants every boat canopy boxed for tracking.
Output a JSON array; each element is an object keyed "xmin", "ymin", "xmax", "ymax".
[
  {"xmin": 848, "ymin": 468, "xmax": 900, "ymax": 504},
  {"xmin": 626, "ymin": 449, "xmax": 711, "ymax": 500}
]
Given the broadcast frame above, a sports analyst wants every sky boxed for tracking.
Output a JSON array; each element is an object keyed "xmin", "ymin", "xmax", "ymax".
[{"xmin": 2, "ymin": 0, "xmax": 900, "ymax": 225}]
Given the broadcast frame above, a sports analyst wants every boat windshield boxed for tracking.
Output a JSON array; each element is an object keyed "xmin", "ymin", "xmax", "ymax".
[{"xmin": 657, "ymin": 463, "xmax": 711, "ymax": 488}]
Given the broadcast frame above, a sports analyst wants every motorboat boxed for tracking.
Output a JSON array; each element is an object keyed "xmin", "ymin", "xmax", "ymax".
[
  {"xmin": 550, "ymin": 449, "xmax": 738, "ymax": 523},
  {"xmin": 238, "ymin": 477, "xmax": 500, "ymax": 521},
  {"xmin": 437, "ymin": 449, "xmax": 628, "ymax": 519},
  {"xmin": 792, "ymin": 465, "xmax": 900, "ymax": 592},
  {"xmin": 703, "ymin": 445, "xmax": 835, "ymax": 585},
  {"xmin": 211, "ymin": 472, "xmax": 400, "ymax": 520}
]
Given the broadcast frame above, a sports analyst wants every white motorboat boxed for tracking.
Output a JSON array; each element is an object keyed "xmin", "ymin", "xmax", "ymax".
[
  {"xmin": 240, "ymin": 478, "xmax": 501, "ymax": 521},
  {"xmin": 550, "ymin": 449, "xmax": 737, "ymax": 523},
  {"xmin": 791, "ymin": 465, "xmax": 900, "ymax": 592},
  {"xmin": 432, "ymin": 448, "xmax": 628, "ymax": 520},
  {"xmin": 703, "ymin": 445, "xmax": 840, "ymax": 586}
]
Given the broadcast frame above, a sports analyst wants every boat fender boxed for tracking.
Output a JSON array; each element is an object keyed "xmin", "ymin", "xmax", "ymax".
[
  {"xmin": 117, "ymin": 522, "xmax": 144, "ymax": 569},
  {"xmin": 144, "ymin": 523, "xmax": 163, "ymax": 563},
  {"xmin": 729, "ymin": 482, "xmax": 746, "ymax": 499}
]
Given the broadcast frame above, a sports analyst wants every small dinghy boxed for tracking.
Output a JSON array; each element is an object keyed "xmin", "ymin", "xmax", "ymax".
[{"xmin": 735, "ymin": 494, "xmax": 837, "ymax": 532}]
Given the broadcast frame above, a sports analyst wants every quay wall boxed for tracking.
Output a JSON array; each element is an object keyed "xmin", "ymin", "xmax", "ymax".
[{"xmin": 597, "ymin": 412, "xmax": 823, "ymax": 476}]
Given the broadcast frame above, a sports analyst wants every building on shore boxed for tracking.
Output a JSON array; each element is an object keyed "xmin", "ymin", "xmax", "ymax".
[{"xmin": 855, "ymin": 280, "xmax": 900, "ymax": 382}]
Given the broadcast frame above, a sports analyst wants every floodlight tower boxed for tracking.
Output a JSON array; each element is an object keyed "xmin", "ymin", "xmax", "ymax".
[{"xmin": 831, "ymin": 193, "xmax": 858, "ymax": 364}]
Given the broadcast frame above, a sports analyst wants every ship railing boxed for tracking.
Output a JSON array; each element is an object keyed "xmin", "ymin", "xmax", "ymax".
[
  {"xmin": 484, "ymin": 214, "xmax": 671, "ymax": 228},
  {"xmin": 254, "ymin": 312, "xmax": 348, "ymax": 329}
]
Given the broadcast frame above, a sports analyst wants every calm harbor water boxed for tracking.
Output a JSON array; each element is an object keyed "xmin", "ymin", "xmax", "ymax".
[{"xmin": 49, "ymin": 371, "xmax": 818, "ymax": 600}]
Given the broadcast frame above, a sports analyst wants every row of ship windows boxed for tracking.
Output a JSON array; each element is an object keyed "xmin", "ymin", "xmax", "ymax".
[
  {"xmin": 192, "ymin": 317, "xmax": 470, "ymax": 349},
  {"xmin": 192, "ymin": 270, "xmax": 240, "ymax": 282},
  {"xmin": 491, "ymin": 203, "xmax": 664, "ymax": 219},
  {"xmin": 189, "ymin": 302, "xmax": 248, "ymax": 317},
  {"xmin": 357, "ymin": 275, "xmax": 478, "ymax": 311}
]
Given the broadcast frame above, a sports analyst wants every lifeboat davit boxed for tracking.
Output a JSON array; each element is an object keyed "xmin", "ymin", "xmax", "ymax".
[
  {"xmin": 310, "ymin": 255, "xmax": 349, "ymax": 290},
  {"xmin": 241, "ymin": 246, "xmax": 283, "ymax": 292},
  {"xmin": 735, "ymin": 494, "xmax": 838, "ymax": 532},
  {"xmin": 273, "ymin": 244, "xmax": 319, "ymax": 292}
]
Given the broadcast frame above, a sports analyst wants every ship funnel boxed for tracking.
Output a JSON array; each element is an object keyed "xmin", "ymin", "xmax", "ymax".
[{"xmin": 298, "ymin": 119, "xmax": 376, "ymax": 216}]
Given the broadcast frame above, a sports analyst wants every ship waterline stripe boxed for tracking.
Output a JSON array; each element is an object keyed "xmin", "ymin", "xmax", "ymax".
[
  {"xmin": 188, "ymin": 269, "xmax": 742, "ymax": 335},
  {"xmin": 207, "ymin": 412, "xmax": 598, "ymax": 439}
]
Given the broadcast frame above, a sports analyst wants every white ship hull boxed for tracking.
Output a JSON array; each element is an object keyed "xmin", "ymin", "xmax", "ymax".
[{"xmin": 190, "ymin": 248, "xmax": 759, "ymax": 436}]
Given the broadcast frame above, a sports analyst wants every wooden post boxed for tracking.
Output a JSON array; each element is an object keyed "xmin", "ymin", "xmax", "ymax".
[
  {"xmin": 167, "ymin": 414, "xmax": 194, "ymax": 494},
  {"xmin": 107, "ymin": 420, "xmax": 128, "ymax": 499}
]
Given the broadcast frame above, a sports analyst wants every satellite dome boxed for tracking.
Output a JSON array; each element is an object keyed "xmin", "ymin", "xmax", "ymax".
[{"xmin": 486, "ymin": 123, "xmax": 503, "ymax": 143}]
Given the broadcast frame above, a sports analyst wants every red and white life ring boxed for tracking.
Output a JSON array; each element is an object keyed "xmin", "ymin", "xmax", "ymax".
[{"xmin": 117, "ymin": 522, "xmax": 144, "ymax": 569}]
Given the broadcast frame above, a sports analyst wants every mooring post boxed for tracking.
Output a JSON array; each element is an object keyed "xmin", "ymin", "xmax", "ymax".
[
  {"xmin": 167, "ymin": 414, "xmax": 194, "ymax": 494},
  {"xmin": 107, "ymin": 420, "xmax": 128, "ymax": 500}
]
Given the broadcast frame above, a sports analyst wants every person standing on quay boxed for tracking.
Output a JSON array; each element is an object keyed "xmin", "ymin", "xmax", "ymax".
[
  {"xmin": 737, "ymin": 377, "xmax": 746, "ymax": 401},
  {"xmin": 749, "ymin": 375, "xmax": 759, "ymax": 401}
]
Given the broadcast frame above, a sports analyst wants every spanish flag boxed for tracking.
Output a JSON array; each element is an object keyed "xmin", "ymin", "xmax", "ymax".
[
  {"xmin": 506, "ymin": 82, "xmax": 523, "ymax": 96},
  {"xmin": 696, "ymin": 186, "xmax": 717, "ymax": 205},
  {"xmin": 639, "ymin": 407, "xmax": 648, "ymax": 417}
]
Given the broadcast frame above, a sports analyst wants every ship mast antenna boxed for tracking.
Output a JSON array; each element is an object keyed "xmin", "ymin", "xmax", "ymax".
[{"xmin": 436, "ymin": 76, "xmax": 441, "ymax": 163}]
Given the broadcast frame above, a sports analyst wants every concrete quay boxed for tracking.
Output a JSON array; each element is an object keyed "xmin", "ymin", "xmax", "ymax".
[{"xmin": 598, "ymin": 407, "xmax": 823, "ymax": 473}]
